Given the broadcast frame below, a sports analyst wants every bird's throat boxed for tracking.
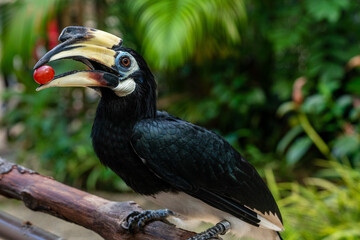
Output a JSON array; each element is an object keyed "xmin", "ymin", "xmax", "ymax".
[
  {"xmin": 91, "ymin": 91, "xmax": 146, "ymax": 159},
  {"xmin": 90, "ymin": 90, "xmax": 170, "ymax": 194}
]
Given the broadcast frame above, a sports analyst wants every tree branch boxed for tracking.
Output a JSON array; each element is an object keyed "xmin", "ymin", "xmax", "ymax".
[{"xmin": 0, "ymin": 158, "xmax": 195, "ymax": 240}]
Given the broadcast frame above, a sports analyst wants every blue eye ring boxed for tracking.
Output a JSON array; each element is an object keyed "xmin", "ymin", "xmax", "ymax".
[{"xmin": 115, "ymin": 53, "xmax": 132, "ymax": 72}]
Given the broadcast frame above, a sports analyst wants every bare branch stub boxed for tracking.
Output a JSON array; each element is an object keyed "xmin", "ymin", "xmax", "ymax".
[{"xmin": 0, "ymin": 158, "xmax": 195, "ymax": 240}]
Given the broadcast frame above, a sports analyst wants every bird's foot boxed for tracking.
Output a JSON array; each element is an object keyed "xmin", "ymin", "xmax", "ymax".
[
  {"xmin": 121, "ymin": 209, "xmax": 175, "ymax": 233},
  {"xmin": 187, "ymin": 220, "xmax": 231, "ymax": 240}
]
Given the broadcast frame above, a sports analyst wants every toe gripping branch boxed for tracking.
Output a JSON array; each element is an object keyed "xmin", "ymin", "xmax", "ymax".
[
  {"xmin": 187, "ymin": 220, "xmax": 231, "ymax": 240},
  {"xmin": 122, "ymin": 209, "xmax": 176, "ymax": 233}
]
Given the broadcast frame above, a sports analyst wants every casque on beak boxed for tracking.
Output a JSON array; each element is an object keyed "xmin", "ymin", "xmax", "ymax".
[{"xmin": 34, "ymin": 26, "xmax": 123, "ymax": 91}]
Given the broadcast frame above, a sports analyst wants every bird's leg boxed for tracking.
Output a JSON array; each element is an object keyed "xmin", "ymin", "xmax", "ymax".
[
  {"xmin": 187, "ymin": 220, "xmax": 231, "ymax": 240},
  {"xmin": 121, "ymin": 209, "xmax": 176, "ymax": 233}
]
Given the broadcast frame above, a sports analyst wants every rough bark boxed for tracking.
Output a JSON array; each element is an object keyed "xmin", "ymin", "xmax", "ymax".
[{"xmin": 0, "ymin": 158, "xmax": 195, "ymax": 240}]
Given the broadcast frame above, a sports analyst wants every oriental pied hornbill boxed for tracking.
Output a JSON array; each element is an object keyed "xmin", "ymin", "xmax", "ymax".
[{"xmin": 34, "ymin": 26, "xmax": 284, "ymax": 240}]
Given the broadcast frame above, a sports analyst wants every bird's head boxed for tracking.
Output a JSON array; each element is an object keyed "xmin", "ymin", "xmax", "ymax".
[{"xmin": 34, "ymin": 26, "xmax": 156, "ymax": 117}]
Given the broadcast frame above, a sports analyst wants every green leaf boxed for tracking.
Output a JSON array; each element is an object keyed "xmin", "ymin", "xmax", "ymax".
[
  {"xmin": 318, "ymin": 80, "xmax": 340, "ymax": 99},
  {"xmin": 332, "ymin": 135, "xmax": 360, "ymax": 158},
  {"xmin": 269, "ymin": 28, "xmax": 302, "ymax": 53},
  {"xmin": 323, "ymin": 229, "xmax": 360, "ymax": 240},
  {"xmin": 302, "ymin": 94, "xmax": 327, "ymax": 114},
  {"xmin": 345, "ymin": 77, "xmax": 360, "ymax": 95},
  {"xmin": 128, "ymin": 0, "xmax": 246, "ymax": 69},
  {"xmin": 277, "ymin": 125, "xmax": 303, "ymax": 154},
  {"xmin": 319, "ymin": 62, "xmax": 344, "ymax": 81},
  {"xmin": 286, "ymin": 136, "xmax": 312, "ymax": 165},
  {"xmin": 333, "ymin": 95, "xmax": 353, "ymax": 117},
  {"xmin": 305, "ymin": 0, "xmax": 350, "ymax": 23},
  {"xmin": 277, "ymin": 102, "xmax": 297, "ymax": 117},
  {"xmin": 86, "ymin": 167, "xmax": 102, "ymax": 190},
  {"xmin": 245, "ymin": 88, "xmax": 265, "ymax": 105}
]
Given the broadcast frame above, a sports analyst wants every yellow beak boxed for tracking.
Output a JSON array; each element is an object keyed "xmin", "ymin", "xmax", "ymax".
[{"xmin": 34, "ymin": 26, "xmax": 123, "ymax": 91}]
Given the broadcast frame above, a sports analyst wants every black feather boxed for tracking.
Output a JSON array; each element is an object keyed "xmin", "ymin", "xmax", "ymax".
[
  {"xmin": 90, "ymin": 47, "xmax": 283, "ymax": 230},
  {"xmin": 131, "ymin": 112, "xmax": 282, "ymax": 224}
]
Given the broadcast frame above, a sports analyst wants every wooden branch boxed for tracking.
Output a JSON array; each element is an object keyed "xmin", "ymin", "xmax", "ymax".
[
  {"xmin": 0, "ymin": 158, "xmax": 195, "ymax": 240},
  {"xmin": 0, "ymin": 211, "xmax": 62, "ymax": 240}
]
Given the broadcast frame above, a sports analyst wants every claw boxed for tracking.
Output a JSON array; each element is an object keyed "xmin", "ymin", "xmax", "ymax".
[
  {"xmin": 188, "ymin": 220, "xmax": 231, "ymax": 240},
  {"xmin": 126, "ymin": 211, "xmax": 141, "ymax": 223},
  {"xmin": 121, "ymin": 210, "xmax": 139, "ymax": 231},
  {"xmin": 121, "ymin": 209, "xmax": 176, "ymax": 233}
]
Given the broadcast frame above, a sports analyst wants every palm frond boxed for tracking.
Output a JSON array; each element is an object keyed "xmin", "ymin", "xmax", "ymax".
[{"xmin": 127, "ymin": 0, "xmax": 246, "ymax": 69}]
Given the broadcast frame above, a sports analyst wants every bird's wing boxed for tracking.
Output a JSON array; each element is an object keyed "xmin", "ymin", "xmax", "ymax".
[{"xmin": 131, "ymin": 112, "xmax": 283, "ymax": 230}]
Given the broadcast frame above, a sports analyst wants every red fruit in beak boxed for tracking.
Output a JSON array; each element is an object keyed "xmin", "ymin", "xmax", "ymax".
[{"xmin": 33, "ymin": 65, "xmax": 55, "ymax": 84}]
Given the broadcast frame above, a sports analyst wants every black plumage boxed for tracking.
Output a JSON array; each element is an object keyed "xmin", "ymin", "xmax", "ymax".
[
  {"xmin": 131, "ymin": 112, "xmax": 282, "ymax": 224},
  {"xmin": 90, "ymin": 47, "xmax": 281, "ymax": 226},
  {"xmin": 35, "ymin": 26, "xmax": 284, "ymax": 240}
]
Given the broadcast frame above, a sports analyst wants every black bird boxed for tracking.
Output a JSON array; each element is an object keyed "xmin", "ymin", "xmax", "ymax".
[{"xmin": 35, "ymin": 26, "xmax": 284, "ymax": 240}]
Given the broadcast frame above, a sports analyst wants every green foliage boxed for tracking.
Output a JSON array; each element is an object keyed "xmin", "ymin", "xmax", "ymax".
[
  {"xmin": 127, "ymin": 0, "xmax": 246, "ymax": 69},
  {"xmin": 0, "ymin": 0, "xmax": 359, "ymax": 201},
  {"xmin": 0, "ymin": 0, "xmax": 64, "ymax": 77},
  {"xmin": 1, "ymin": 85, "xmax": 127, "ymax": 191},
  {"xmin": 1, "ymin": 1, "xmax": 360, "ymax": 237},
  {"xmin": 305, "ymin": 0, "xmax": 350, "ymax": 23},
  {"xmin": 267, "ymin": 161, "xmax": 360, "ymax": 240},
  {"xmin": 268, "ymin": 0, "xmax": 360, "ymax": 167}
]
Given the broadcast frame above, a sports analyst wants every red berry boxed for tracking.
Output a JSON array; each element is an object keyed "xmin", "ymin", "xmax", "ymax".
[{"xmin": 33, "ymin": 65, "xmax": 55, "ymax": 84}]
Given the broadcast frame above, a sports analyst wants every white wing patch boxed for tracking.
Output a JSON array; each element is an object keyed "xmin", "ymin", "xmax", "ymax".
[
  {"xmin": 250, "ymin": 207, "xmax": 284, "ymax": 232},
  {"xmin": 257, "ymin": 215, "xmax": 283, "ymax": 232}
]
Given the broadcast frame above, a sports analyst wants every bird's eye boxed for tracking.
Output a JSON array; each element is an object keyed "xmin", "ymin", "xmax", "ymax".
[{"xmin": 120, "ymin": 56, "xmax": 131, "ymax": 68}]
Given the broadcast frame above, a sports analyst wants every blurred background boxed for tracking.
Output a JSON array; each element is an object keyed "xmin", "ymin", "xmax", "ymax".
[{"xmin": 0, "ymin": 0, "xmax": 360, "ymax": 239}]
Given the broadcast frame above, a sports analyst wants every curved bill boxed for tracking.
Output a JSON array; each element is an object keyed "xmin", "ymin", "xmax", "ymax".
[
  {"xmin": 36, "ymin": 71, "xmax": 119, "ymax": 91},
  {"xmin": 58, "ymin": 26, "xmax": 122, "ymax": 48},
  {"xmin": 34, "ymin": 26, "xmax": 123, "ymax": 91},
  {"xmin": 34, "ymin": 43, "xmax": 119, "ymax": 71}
]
